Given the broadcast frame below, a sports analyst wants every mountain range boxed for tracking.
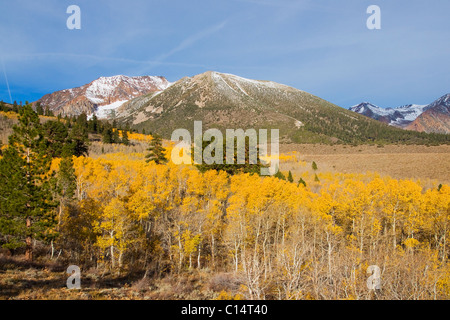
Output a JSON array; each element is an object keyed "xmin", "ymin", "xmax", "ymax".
[
  {"xmin": 32, "ymin": 72, "xmax": 449, "ymax": 144},
  {"xmin": 349, "ymin": 94, "xmax": 450, "ymax": 134}
]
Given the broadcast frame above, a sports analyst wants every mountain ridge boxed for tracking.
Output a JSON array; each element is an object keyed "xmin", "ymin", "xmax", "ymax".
[
  {"xmin": 114, "ymin": 71, "xmax": 448, "ymax": 144},
  {"xmin": 350, "ymin": 94, "xmax": 450, "ymax": 133}
]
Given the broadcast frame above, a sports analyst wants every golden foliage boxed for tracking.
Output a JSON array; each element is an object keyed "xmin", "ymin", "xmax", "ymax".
[{"xmin": 51, "ymin": 151, "xmax": 450, "ymax": 299}]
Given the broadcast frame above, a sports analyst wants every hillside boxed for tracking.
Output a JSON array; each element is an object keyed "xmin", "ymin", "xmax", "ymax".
[{"xmin": 116, "ymin": 71, "xmax": 448, "ymax": 144}]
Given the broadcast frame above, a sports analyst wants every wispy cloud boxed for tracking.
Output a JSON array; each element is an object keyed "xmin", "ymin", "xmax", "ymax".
[
  {"xmin": 1, "ymin": 56, "xmax": 13, "ymax": 103},
  {"xmin": 230, "ymin": 0, "xmax": 304, "ymax": 8},
  {"xmin": 135, "ymin": 20, "xmax": 227, "ymax": 74},
  {"xmin": 1, "ymin": 52, "xmax": 205, "ymax": 67},
  {"xmin": 163, "ymin": 21, "xmax": 227, "ymax": 60}
]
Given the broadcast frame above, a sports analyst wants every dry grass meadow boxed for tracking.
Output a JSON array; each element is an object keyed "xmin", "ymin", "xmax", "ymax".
[{"xmin": 279, "ymin": 144, "xmax": 450, "ymax": 184}]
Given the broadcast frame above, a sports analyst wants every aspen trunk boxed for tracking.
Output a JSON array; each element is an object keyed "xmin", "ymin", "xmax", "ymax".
[
  {"xmin": 25, "ymin": 217, "xmax": 33, "ymax": 262},
  {"xmin": 211, "ymin": 234, "xmax": 215, "ymax": 268},
  {"xmin": 197, "ymin": 244, "xmax": 201, "ymax": 269},
  {"xmin": 110, "ymin": 244, "xmax": 115, "ymax": 268},
  {"xmin": 110, "ymin": 230, "xmax": 115, "ymax": 269},
  {"xmin": 393, "ymin": 216, "xmax": 397, "ymax": 251}
]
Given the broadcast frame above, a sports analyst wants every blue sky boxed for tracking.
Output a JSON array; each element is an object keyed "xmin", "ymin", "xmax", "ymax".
[{"xmin": 0, "ymin": 0, "xmax": 449, "ymax": 109}]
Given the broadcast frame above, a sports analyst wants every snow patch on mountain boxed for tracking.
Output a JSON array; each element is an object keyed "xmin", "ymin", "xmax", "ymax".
[
  {"xmin": 350, "ymin": 102, "xmax": 428, "ymax": 127},
  {"xmin": 350, "ymin": 102, "xmax": 390, "ymax": 116},
  {"xmin": 93, "ymin": 100, "xmax": 128, "ymax": 119},
  {"xmin": 392, "ymin": 104, "xmax": 428, "ymax": 123},
  {"xmin": 85, "ymin": 75, "xmax": 171, "ymax": 105}
]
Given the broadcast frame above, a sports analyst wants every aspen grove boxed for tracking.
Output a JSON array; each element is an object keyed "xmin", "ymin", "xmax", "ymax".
[{"xmin": 51, "ymin": 151, "xmax": 450, "ymax": 299}]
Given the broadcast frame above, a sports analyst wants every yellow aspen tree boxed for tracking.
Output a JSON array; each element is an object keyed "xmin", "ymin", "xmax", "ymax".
[{"xmin": 93, "ymin": 197, "xmax": 137, "ymax": 270}]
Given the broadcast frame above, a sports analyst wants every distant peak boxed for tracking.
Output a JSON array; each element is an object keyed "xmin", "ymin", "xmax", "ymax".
[
  {"xmin": 437, "ymin": 93, "xmax": 450, "ymax": 101},
  {"xmin": 350, "ymin": 102, "xmax": 380, "ymax": 110}
]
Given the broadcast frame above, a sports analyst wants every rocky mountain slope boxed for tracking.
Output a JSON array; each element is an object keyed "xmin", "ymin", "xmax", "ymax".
[
  {"xmin": 350, "ymin": 94, "xmax": 450, "ymax": 134},
  {"xmin": 34, "ymin": 75, "xmax": 171, "ymax": 118},
  {"xmin": 405, "ymin": 94, "xmax": 450, "ymax": 134}
]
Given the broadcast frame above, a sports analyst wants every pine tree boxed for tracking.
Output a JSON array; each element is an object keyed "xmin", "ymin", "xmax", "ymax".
[
  {"xmin": 274, "ymin": 170, "xmax": 286, "ymax": 180},
  {"xmin": 298, "ymin": 177, "xmax": 306, "ymax": 187},
  {"xmin": 42, "ymin": 120, "xmax": 69, "ymax": 158},
  {"xmin": 112, "ymin": 129, "xmax": 120, "ymax": 144},
  {"xmin": 314, "ymin": 173, "xmax": 320, "ymax": 182},
  {"xmin": 44, "ymin": 106, "xmax": 54, "ymax": 117},
  {"xmin": 76, "ymin": 112, "xmax": 88, "ymax": 128},
  {"xmin": 312, "ymin": 161, "xmax": 318, "ymax": 171},
  {"xmin": 145, "ymin": 134, "xmax": 167, "ymax": 164},
  {"xmin": 273, "ymin": 164, "xmax": 286, "ymax": 180},
  {"xmin": 88, "ymin": 114, "xmax": 99, "ymax": 133},
  {"xmin": 195, "ymin": 136, "xmax": 267, "ymax": 176},
  {"xmin": 0, "ymin": 104, "xmax": 56, "ymax": 260},
  {"xmin": 36, "ymin": 102, "xmax": 44, "ymax": 116},
  {"xmin": 54, "ymin": 155, "xmax": 77, "ymax": 226},
  {"xmin": 67, "ymin": 123, "xmax": 89, "ymax": 157},
  {"xmin": 102, "ymin": 122, "xmax": 113, "ymax": 144},
  {"xmin": 121, "ymin": 130, "xmax": 130, "ymax": 146},
  {"xmin": 287, "ymin": 171, "xmax": 294, "ymax": 183}
]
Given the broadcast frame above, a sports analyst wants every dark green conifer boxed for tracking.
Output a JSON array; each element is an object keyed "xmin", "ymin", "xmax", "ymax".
[
  {"xmin": 298, "ymin": 177, "xmax": 306, "ymax": 187},
  {"xmin": 121, "ymin": 130, "xmax": 130, "ymax": 146},
  {"xmin": 287, "ymin": 170, "xmax": 294, "ymax": 183},
  {"xmin": 0, "ymin": 104, "xmax": 56, "ymax": 261},
  {"xmin": 145, "ymin": 134, "xmax": 167, "ymax": 164}
]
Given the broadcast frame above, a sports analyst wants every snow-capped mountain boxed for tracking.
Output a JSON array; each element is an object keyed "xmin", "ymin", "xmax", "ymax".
[
  {"xmin": 350, "ymin": 102, "xmax": 395, "ymax": 124},
  {"xmin": 114, "ymin": 70, "xmax": 400, "ymax": 143},
  {"xmin": 35, "ymin": 75, "xmax": 171, "ymax": 118},
  {"xmin": 350, "ymin": 94, "xmax": 450, "ymax": 133},
  {"xmin": 115, "ymin": 70, "xmax": 311, "ymax": 130},
  {"xmin": 405, "ymin": 94, "xmax": 450, "ymax": 134},
  {"xmin": 390, "ymin": 104, "xmax": 429, "ymax": 126},
  {"xmin": 349, "ymin": 102, "xmax": 428, "ymax": 128},
  {"xmin": 349, "ymin": 102, "xmax": 428, "ymax": 127},
  {"xmin": 424, "ymin": 93, "xmax": 450, "ymax": 112}
]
